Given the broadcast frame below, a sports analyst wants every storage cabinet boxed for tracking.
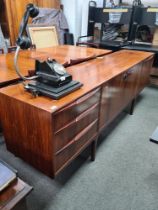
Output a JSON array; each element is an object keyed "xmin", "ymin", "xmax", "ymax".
[
  {"xmin": 99, "ymin": 58, "xmax": 153, "ymax": 131},
  {"xmin": 0, "ymin": 0, "xmax": 60, "ymax": 45}
]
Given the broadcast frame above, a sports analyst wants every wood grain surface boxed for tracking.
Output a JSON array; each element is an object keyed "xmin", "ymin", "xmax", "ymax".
[
  {"xmin": 0, "ymin": 45, "xmax": 111, "ymax": 87},
  {"xmin": 0, "ymin": 49, "xmax": 154, "ymax": 177}
]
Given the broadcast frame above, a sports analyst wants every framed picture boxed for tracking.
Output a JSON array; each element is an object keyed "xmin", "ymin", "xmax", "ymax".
[{"xmin": 27, "ymin": 24, "xmax": 59, "ymax": 49}]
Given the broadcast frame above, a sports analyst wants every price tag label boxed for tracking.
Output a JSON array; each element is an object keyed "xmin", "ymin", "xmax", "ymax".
[
  {"xmin": 147, "ymin": 8, "xmax": 158, "ymax": 12},
  {"xmin": 103, "ymin": 8, "xmax": 128, "ymax": 13}
]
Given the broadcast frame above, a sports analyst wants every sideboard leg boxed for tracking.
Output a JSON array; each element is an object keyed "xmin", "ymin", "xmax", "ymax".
[
  {"xmin": 91, "ymin": 140, "xmax": 97, "ymax": 161},
  {"xmin": 129, "ymin": 98, "xmax": 136, "ymax": 115}
]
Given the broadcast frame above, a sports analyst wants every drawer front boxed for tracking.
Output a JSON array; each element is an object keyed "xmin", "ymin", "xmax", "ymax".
[
  {"xmin": 54, "ymin": 103, "xmax": 99, "ymax": 153},
  {"xmin": 54, "ymin": 88, "xmax": 101, "ymax": 132},
  {"xmin": 55, "ymin": 120, "xmax": 98, "ymax": 173}
]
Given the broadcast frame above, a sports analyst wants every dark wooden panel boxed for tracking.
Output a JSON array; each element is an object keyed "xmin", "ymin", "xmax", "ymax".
[
  {"xmin": 0, "ymin": 94, "xmax": 54, "ymax": 176},
  {"xmin": 99, "ymin": 73, "xmax": 125, "ymax": 129},
  {"xmin": 55, "ymin": 120, "xmax": 98, "ymax": 173},
  {"xmin": 54, "ymin": 103, "xmax": 99, "ymax": 152},
  {"xmin": 75, "ymin": 120, "xmax": 98, "ymax": 152},
  {"xmin": 138, "ymin": 58, "xmax": 153, "ymax": 93},
  {"xmin": 54, "ymin": 88, "xmax": 100, "ymax": 132},
  {"xmin": 122, "ymin": 66, "xmax": 139, "ymax": 107},
  {"xmin": 99, "ymin": 57, "xmax": 153, "ymax": 131}
]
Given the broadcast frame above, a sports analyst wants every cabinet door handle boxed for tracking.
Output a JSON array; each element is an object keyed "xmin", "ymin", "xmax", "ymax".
[
  {"xmin": 123, "ymin": 73, "xmax": 128, "ymax": 80},
  {"xmin": 55, "ymin": 101, "xmax": 76, "ymax": 114},
  {"xmin": 123, "ymin": 69, "xmax": 135, "ymax": 80}
]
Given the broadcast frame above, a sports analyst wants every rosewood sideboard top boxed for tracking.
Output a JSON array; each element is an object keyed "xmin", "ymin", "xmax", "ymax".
[{"xmin": 0, "ymin": 49, "xmax": 153, "ymax": 113}]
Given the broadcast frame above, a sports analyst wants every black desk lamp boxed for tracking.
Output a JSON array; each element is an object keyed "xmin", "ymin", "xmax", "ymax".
[
  {"xmin": 14, "ymin": 4, "xmax": 82, "ymax": 99},
  {"xmin": 14, "ymin": 3, "xmax": 39, "ymax": 81}
]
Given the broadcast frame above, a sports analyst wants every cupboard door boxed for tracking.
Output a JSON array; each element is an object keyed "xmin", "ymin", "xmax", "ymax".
[
  {"xmin": 138, "ymin": 58, "xmax": 153, "ymax": 93},
  {"xmin": 122, "ymin": 66, "xmax": 139, "ymax": 107},
  {"xmin": 99, "ymin": 74, "xmax": 125, "ymax": 130}
]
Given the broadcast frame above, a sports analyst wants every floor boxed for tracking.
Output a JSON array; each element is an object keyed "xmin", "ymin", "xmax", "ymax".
[{"xmin": 0, "ymin": 86, "xmax": 158, "ymax": 210}]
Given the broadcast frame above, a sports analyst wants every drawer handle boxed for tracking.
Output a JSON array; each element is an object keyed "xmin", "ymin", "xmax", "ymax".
[
  {"xmin": 55, "ymin": 101, "xmax": 76, "ymax": 114},
  {"xmin": 55, "ymin": 119, "xmax": 76, "ymax": 134},
  {"xmin": 55, "ymin": 103, "xmax": 99, "ymax": 133},
  {"xmin": 123, "ymin": 73, "xmax": 128, "ymax": 80},
  {"xmin": 76, "ymin": 88, "xmax": 100, "ymax": 104},
  {"xmin": 123, "ymin": 69, "xmax": 134, "ymax": 80},
  {"xmin": 76, "ymin": 103, "xmax": 99, "ymax": 122},
  {"xmin": 74, "ymin": 119, "xmax": 98, "ymax": 142},
  {"xmin": 55, "ymin": 119, "xmax": 98, "ymax": 155}
]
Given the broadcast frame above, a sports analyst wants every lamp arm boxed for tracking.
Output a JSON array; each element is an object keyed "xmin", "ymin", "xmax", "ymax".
[
  {"xmin": 14, "ymin": 4, "xmax": 39, "ymax": 81},
  {"xmin": 14, "ymin": 47, "xmax": 38, "ymax": 81}
]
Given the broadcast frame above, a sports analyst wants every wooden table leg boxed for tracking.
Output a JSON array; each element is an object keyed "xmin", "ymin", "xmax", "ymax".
[
  {"xmin": 128, "ymin": 98, "xmax": 136, "ymax": 115},
  {"xmin": 91, "ymin": 140, "xmax": 97, "ymax": 161}
]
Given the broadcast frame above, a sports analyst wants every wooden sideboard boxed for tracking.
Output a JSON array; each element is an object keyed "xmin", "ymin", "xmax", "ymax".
[{"xmin": 0, "ymin": 49, "xmax": 154, "ymax": 178}]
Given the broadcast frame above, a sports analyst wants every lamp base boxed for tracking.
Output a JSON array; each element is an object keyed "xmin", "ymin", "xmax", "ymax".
[{"xmin": 25, "ymin": 80, "xmax": 83, "ymax": 99}]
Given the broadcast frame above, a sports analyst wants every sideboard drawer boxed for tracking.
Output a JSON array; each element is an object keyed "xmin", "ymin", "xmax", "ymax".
[
  {"xmin": 54, "ymin": 103, "xmax": 99, "ymax": 153},
  {"xmin": 55, "ymin": 120, "xmax": 98, "ymax": 173},
  {"xmin": 54, "ymin": 88, "xmax": 101, "ymax": 132}
]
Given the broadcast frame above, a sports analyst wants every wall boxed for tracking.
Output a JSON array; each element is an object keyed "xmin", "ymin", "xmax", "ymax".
[{"xmin": 61, "ymin": 0, "xmax": 76, "ymax": 38}]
